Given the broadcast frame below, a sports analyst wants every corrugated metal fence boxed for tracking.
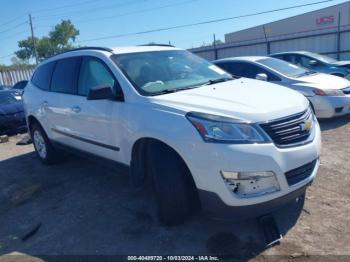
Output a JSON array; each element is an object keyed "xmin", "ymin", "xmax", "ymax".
[
  {"xmin": 189, "ymin": 24, "xmax": 350, "ymax": 61},
  {"xmin": 0, "ymin": 67, "xmax": 35, "ymax": 86}
]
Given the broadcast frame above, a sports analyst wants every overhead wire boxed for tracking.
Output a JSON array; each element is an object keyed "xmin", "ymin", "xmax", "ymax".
[{"xmin": 77, "ymin": 0, "xmax": 334, "ymax": 43}]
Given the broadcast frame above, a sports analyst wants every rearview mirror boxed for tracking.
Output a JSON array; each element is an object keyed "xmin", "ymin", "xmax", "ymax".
[
  {"xmin": 255, "ymin": 73, "xmax": 268, "ymax": 81},
  {"xmin": 309, "ymin": 60, "xmax": 318, "ymax": 66},
  {"xmin": 87, "ymin": 84, "xmax": 114, "ymax": 100}
]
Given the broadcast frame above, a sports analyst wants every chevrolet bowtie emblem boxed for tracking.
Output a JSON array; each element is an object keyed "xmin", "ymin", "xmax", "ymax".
[{"xmin": 300, "ymin": 120, "xmax": 313, "ymax": 131}]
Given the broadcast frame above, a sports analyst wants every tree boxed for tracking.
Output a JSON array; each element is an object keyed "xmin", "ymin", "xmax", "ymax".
[
  {"xmin": 15, "ymin": 37, "xmax": 38, "ymax": 62},
  {"xmin": 49, "ymin": 20, "xmax": 79, "ymax": 50},
  {"xmin": 15, "ymin": 20, "xmax": 79, "ymax": 62},
  {"xmin": 213, "ymin": 39, "xmax": 224, "ymax": 45}
]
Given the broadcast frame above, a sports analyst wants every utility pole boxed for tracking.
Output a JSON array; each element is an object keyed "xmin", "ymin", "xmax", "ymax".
[
  {"xmin": 28, "ymin": 14, "xmax": 38, "ymax": 65},
  {"xmin": 337, "ymin": 11, "xmax": 341, "ymax": 60},
  {"xmin": 262, "ymin": 25, "xmax": 270, "ymax": 55},
  {"xmin": 213, "ymin": 33, "xmax": 218, "ymax": 60}
]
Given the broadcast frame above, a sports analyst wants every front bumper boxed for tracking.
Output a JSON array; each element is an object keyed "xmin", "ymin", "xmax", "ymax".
[
  {"xmin": 178, "ymin": 120, "xmax": 321, "ymax": 215},
  {"xmin": 198, "ymin": 181, "xmax": 310, "ymax": 220},
  {"xmin": 0, "ymin": 113, "xmax": 27, "ymax": 135},
  {"xmin": 310, "ymin": 95, "xmax": 350, "ymax": 118}
]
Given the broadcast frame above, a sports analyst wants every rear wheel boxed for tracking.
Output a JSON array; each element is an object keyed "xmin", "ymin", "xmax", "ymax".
[
  {"xmin": 31, "ymin": 123, "xmax": 57, "ymax": 165},
  {"xmin": 147, "ymin": 143, "xmax": 193, "ymax": 226}
]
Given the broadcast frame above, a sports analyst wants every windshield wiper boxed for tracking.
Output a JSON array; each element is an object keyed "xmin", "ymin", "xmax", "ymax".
[
  {"xmin": 149, "ymin": 77, "xmax": 235, "ymax": 96},
  {"xmin": 295, "ymin": 71, "xmax": 317, "ymax": 78},
  {"xmin": 200, "ymin": 77, "xmax": 235, "ymax": 86},
  {"xmin": 149, "ymin": 86, "xmax": 200, "ymax": 96}
]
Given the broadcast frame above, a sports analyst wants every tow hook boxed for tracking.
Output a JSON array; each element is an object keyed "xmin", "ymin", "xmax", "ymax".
[{"xmin": 258, "ymin": 214, "xmax": 283, "ymax": 247}]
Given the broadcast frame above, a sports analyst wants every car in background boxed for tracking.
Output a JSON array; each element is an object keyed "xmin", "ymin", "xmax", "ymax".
[
  {"xmin": 11, "ymin": 80, "xmax": 28, "ymax": 96},
  {"xmin": 0, "ymin": 85, "xmax": 11, "ymax": 90},
  {"xmin": 213, "ymin": 56, "xmax": 350, "ymax": 118},
  {"xmin": 270, "ymin": 51, "xmax": 350, "ymax": 79},
  {"xmin": 12, "ymin": 80, "xmax": 28, "ymax": 91},
  {"xmin": 0, "ymin": 89, "xmax": 27, "ymax": 135}
]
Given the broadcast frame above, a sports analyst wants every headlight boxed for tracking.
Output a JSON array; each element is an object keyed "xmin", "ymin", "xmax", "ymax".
[
  {"xmin": 186, "ymin": 112, "xmax": 269, "ymax": 144},
  {"xmin": 313, "ymin": 88, "xmax": 344, "ymax": 96}
]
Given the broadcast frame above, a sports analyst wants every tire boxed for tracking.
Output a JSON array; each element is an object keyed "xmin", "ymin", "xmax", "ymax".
[
  {"xmin": 147, "ymin": 143, "xmax": 192, "ymax": 226},
  {"xmin": 31, "ymin": 123, "xmax": 58, "ymax": 165}
]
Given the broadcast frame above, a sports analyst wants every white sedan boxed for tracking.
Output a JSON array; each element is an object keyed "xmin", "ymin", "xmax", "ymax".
[{"xmin": 214, "ymin": 56, "xmax": 350, "ymax": 118}]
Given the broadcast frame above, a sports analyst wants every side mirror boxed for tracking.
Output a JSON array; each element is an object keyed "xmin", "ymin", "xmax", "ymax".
[
  {"xmin": 255, "ymin": 73, "xmax": 268, "ymax": 81},
  {"xmin": 309, "ymin": 60, "xmax": 318, "ymax": 66},
  {"xmin": 87, "ymin": 84, "xmax": 115, "ymax": 100}
]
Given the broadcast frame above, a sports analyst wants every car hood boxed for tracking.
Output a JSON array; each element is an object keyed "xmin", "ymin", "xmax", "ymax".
[
  {"xmin": 0, "ymin": 102, "xmax": 24, "ymax": 116},
  {"xmin": 151, "ymin": 78, "xmax": 308, "ymax": 123},
  {"xmin": 296, "ymin": 73, "xmax": 350, "ymax": 90},
  {"xmin": 330, "ymin": 61, "xmax": 350, "ymax": 67}
]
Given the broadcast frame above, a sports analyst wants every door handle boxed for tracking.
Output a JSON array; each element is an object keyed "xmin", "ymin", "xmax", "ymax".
[
  {"xmin": 71, "ymin": 106, "xmax": 81, "ymax": 113},
  {"xmin": 41, "ymin": 101, "xmax": 48, "ymax": 107}
]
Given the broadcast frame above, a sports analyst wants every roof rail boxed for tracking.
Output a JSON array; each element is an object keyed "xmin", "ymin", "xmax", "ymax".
[
  {"xmin": 139, "ymin": 43, "xmax": 175, "ymax": 47},
  {"xmin": 43, "ymin": 47, "xmax": 114, "ymax": 61},
  {"xmin": 59, "ymin": 46, "xmax": 114, "ymax": 53}
]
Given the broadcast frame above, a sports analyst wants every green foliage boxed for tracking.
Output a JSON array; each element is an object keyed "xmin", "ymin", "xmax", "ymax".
[
  {"xmin": 0, "ymin": 63, "xmax": 35, "ymax": 71},
  {"xmin": 213, "ymin": 39, "xmax": 224, "ymax": 45},
  {"xmin": 15, "ymin": 20, "xmax": 79, "ymax": 62},
  {"xmin": 15, "ymin": 37, "xmax": 38, "ymax": 62}
]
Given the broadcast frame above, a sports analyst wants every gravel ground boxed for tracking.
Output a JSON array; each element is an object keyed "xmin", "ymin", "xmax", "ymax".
[{"xmin": 0, "ymin": 115, "xmax": 349, "ymax": 261}]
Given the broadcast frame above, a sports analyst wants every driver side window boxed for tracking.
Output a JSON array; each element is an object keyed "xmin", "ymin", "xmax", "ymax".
[
  {"xmin": 295, "ymin": 55, "xmax": 315, "ymax": 68},
  {"xmin": 239, "ymin": 63, "xmax": 280, "ymax": 81},
  {"xmin": 78, "ymin": 57, "xmax": 116, "ymax": 96}
]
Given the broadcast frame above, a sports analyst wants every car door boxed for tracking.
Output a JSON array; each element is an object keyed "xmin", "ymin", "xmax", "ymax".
[
  {"xmin": 45, "ymin": 56, "xmax": 82, "ymax": 145},
  {"xmin": 67, "ymin": 56, "xmax": 124, "ymax": 161}
]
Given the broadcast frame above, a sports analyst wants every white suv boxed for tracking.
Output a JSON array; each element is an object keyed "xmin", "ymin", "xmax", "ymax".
[{"xmin": 23, "ymin": 45, "xmax": 321, "ymax": 225}]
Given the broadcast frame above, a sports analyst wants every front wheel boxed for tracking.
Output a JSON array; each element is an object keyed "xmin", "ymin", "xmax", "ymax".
[
  {"xmin": 31, "ymin": 123, "xmax": 58, "ymax": 165},
  {"xmin": 147, "ymin": 143, "xmax": 192, "ymax": 226}
]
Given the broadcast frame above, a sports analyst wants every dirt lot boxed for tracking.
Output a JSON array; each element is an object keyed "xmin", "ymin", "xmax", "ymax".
[{"xmin": 0, "ymin": 115, "xmax": 349, "ymax": 261}]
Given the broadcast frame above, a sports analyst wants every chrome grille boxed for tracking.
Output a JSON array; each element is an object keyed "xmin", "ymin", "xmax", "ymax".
[{"xmin": 260, "ymin": 109, "xmax": 313, "ymax": 147}]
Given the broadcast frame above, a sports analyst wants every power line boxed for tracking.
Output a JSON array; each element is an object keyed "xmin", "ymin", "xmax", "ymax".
[
  {"xmin": 34, "ymin": 0, "xmax": 149, "ymax": 21},
  {"xmin": 34, "ymin": 0, "xmax": 197, "ymax": 26},
  {"xmin": 0, "ymin": 0, "xmax": 99, "ymax": 29},
  {"xmin": 77, "ymin": 0, "xmax": 334, "ymax": 43},
  {"xmin": 0, "ymin": 15, "xmax": 24, "ymax": 28},
  {"xmin": 0, "ymin": 53, "xmax": 15, "ymax": 59},
  {"xmin": 31, "ymin": 0, "xmax": 102, "ymax": 14},
  {"xmin": 73, "ymin": 0, "xmax": 198, "ymax": 24},
  {"xmin": 0, "ymin": 21, "xmax": 27, "ymax": 35},
  {"xmin": 0, "ymin": 29, "xmax": 28, "ymax": 42}
]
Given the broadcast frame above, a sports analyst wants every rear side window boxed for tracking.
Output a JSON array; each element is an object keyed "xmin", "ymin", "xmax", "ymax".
[
  {"xmin": 78, "ymin": 57, "xmax": 116, "ymax": 96},
  {"xmin": 32, "ymin": 62, "xmax": 55, "ymax": 90},
  {"xmin": 219, "ymin": 61, "xmax": 281, "ymax": 81},
  {"xmin": 216, "ymin": 62, "xmax": 244, "ymax": 76},
  {"xmin": 51, "ymin": 57, "xmax": 81, "ymax": 94}
]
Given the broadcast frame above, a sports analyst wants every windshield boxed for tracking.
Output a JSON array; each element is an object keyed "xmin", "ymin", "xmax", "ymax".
[
  {"xmin": 0, "ymin": 92, "xmax": 17, "ymax": 105},
  {"xmin": 112, "ymin": 50, "xmax": 232, "ymax": 96},
  {"xmin": 258, "ymin": 57, "xmax": 310, "ymax": 78},
  {"xmin": 308, "ymin": 52, "xmax": 337, "ymax": 63}
]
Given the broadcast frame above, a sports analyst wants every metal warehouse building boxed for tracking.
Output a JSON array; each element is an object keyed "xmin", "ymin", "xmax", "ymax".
[{"xmin": 190, "ymin": 1, "xmax": 350, "ymax": 61}]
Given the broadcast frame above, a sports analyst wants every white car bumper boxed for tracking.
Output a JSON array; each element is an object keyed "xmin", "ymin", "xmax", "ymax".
[
  {"xmin": 310, "ymin": 95, "xmax": 350, "ymax": 118},
  {"xmin": 180, "ymin": 121, "xmax": 321, "ymax": 219}
]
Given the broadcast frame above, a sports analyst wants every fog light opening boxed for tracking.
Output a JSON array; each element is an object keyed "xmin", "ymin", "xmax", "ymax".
[{"xmin": 220, "ymin": 171, "xmax": 280, "ymax": 198}]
